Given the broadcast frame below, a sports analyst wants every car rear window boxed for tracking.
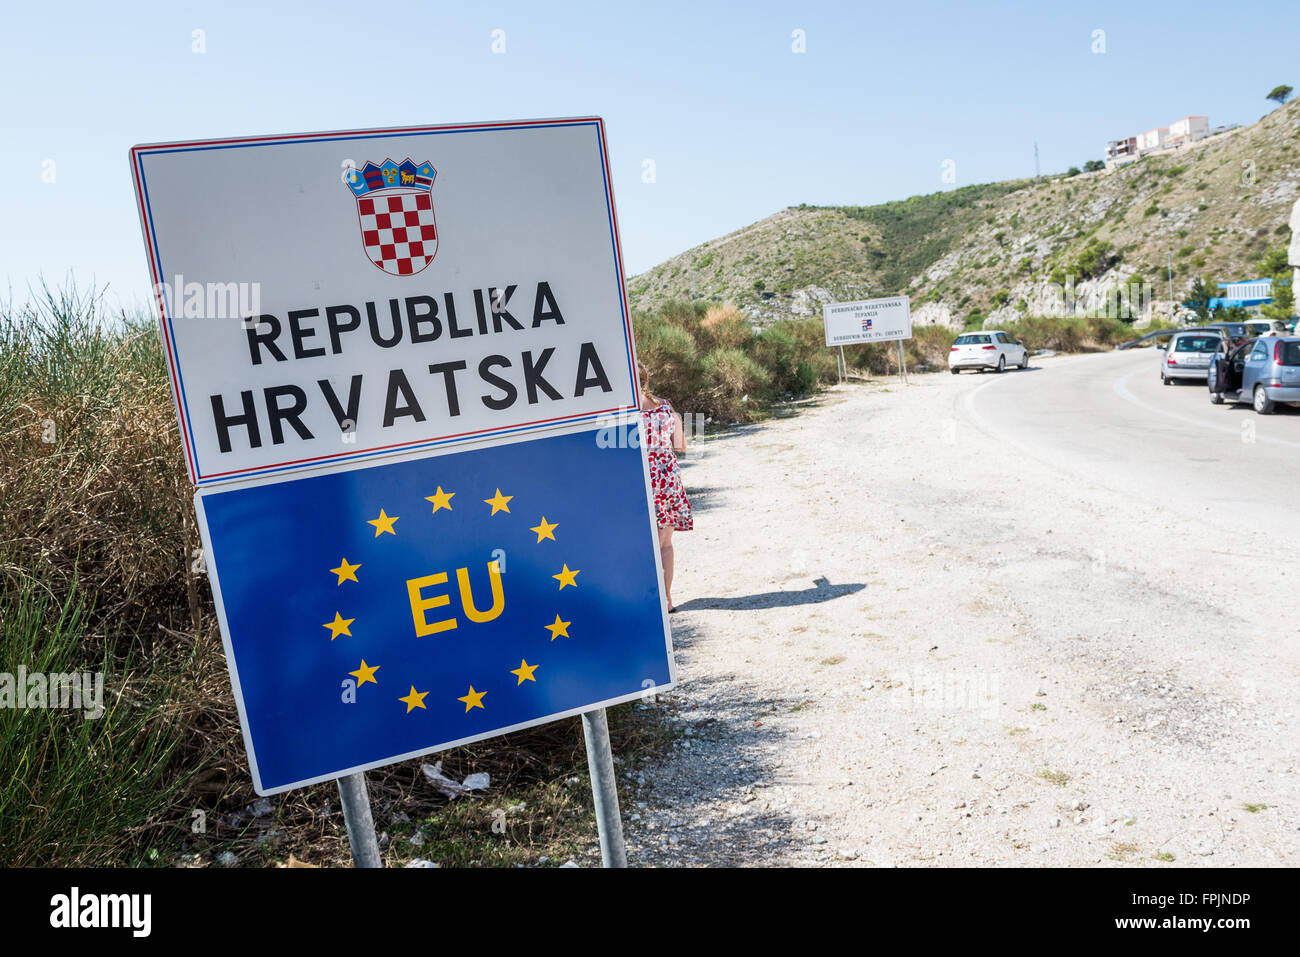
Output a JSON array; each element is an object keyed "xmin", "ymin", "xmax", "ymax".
[
  {"xmin": 1281, "ymin": 342, "xmax": 1300, "ymax": 366},
  {"xmin": 954, "ymin": 334, "xmax": 991, "ymax": 345},
  {"xmin": 1175, "ymin": 336, "xmax": 1220, "ymax": 352}
]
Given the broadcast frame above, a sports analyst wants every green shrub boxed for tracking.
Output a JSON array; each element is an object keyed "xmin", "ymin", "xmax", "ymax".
[
  {"xmin": 632, "ymin": 313, "xmax": 701, "ymax": 399},
  {"xmin": 699, "ymin": 348, "xmax": 771, "ymax": 422}
]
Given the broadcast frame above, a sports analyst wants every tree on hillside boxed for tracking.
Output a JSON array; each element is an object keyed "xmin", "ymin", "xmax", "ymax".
[
  {"xmin": 1259, "ymin": 243, "xmax": 1289, "ymax": 276},
  {"xmin": 1259, "ymin": 242, "xmax": 1296, "ymax": 319},
  {"xmin": 1261, "ymin": 279, "xmax": 1294, "ymax": 320},
  {"xmin": 1187, "ymin": 276, "xmax": 1216, "ymax": 320},
  {"xmin": 1072, "ymin": 238, "xmax": 1119, "ymax": 280},
  {"xmin": 1266, "ymin": 84, "xmax": 1293, "ymax": 106},
  {"xmin": 1083, "ymin": 160, "xmax": 1105, "ymax": 172}
]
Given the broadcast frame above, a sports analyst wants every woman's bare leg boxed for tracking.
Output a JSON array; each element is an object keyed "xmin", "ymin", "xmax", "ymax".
[{"xmin": 658, "ymin": 526, "xmax": 675, "ymax": 608}]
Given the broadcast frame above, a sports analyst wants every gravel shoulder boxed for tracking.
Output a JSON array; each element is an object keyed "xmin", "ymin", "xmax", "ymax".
[{"xmin": 622, "ymin": 353, "xmax": 1300, "ymax": 867}]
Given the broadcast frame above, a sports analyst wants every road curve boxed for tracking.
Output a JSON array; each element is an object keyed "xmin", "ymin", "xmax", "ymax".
[{"xmin": 962, "ymin": 349, "xmax": 1300, "ymax": 545}]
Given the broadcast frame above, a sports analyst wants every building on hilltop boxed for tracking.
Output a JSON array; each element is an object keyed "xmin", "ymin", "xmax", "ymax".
[
  {"xmin": 1104, "ymin": 114, "xmax": 1213, "ymax": 169},
  {"xmin": 1136, "ymin": 127, "xmax": 1169, "ymax": 151},
  {"xmin": 1106, "ymin": 136, "xmax": 1138, "ymax": 166},
  {"xmin": 1168, "ymin": 115, "xmax": 1209, "ymax": 146}
]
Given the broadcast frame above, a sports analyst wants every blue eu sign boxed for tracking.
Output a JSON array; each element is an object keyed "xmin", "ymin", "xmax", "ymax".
[{"xmin": 197, "ymin": 423, "xmax": 674, "ymax": 794}]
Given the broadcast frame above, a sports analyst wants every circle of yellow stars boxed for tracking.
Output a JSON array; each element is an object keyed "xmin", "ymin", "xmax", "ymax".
[{"xmin": 324, "ymin": 485, "xmax": 582, "ymax": 716}]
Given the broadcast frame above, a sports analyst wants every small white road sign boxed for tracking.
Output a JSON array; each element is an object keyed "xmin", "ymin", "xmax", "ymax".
[{"xmin": 823, "ymin": 295, "xmax": 912, "ymax": 346}]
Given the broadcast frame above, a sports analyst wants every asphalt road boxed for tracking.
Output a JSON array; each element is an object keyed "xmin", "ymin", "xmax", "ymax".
[{"xmin": 964, "ymin": 349, "xmax": 1300, "ymax": 545}]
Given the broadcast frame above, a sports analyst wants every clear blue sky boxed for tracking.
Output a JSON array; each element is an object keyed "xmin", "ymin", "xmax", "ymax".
[{"xmin": 2, "ymin": 0, "xmax": 1297, "ymax": 313}]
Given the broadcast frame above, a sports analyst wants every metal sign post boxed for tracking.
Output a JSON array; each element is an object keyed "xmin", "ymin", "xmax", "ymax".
[
  {"xmin": 337, "ymin": 771, "xmax": 382, "ymax": 867},
  {"xmin": 836, "ymin": 345, "xmax": 846, "ymax": 384},
  {"xmin": 581, "ymin": 707, "xmax": 627, "ymax": 867},
  {"xmin": 897, "ymin": 340, "xmax": 908, "ymax": 385}
]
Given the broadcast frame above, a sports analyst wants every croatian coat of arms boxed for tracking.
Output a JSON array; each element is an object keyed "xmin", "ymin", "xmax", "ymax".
[{"xmin": 344, "ymin": 158, "xmax": 438, "ymax": 276}]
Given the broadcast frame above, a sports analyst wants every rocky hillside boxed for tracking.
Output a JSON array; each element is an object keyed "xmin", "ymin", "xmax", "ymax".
[{"xmin": 629, "ymin": 99, "xmax": 1300, "ymax": 329}]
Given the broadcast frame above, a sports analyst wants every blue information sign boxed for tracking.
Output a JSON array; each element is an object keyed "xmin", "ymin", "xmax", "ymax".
[{"xmin": 196, "ymin": 422, "xmax": 674, "ymax": 794}]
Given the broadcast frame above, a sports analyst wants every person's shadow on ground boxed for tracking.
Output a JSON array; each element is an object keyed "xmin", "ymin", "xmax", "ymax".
[{"xmin": 673, "ymin": 576, "xmax": 864, "ymax": 612}]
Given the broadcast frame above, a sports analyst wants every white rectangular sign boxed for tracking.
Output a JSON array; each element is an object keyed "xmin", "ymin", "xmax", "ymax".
[
  {"xmin": 822, "ymin": 295, "xmax": 912, "ymax": 346},
  {"xmin": 131, "ymin": 118, "xmax": 637, "ymax": 486}
]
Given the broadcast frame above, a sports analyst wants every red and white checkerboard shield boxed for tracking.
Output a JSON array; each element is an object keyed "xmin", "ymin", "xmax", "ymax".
[{"xmin": 354, "ymin": 191, "xmax": 438, "ymax": 276}]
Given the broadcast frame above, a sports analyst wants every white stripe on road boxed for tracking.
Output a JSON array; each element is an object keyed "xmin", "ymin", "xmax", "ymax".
[{"xmin": 1111, "ymin": 367, "xmax": 1300, "ymax": 450}]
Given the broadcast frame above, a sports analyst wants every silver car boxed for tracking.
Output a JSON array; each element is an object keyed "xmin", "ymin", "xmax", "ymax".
[
  {"xmin": 1208, "ymin": 336, "xmax": 1300, "ymax": 414},
  {"xmin": 1161, "ymin": 331, "xmax": 1223, "ymax": 384}
]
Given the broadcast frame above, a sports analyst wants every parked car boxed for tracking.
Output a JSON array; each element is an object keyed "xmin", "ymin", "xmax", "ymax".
[
  {"xmin": 949, "ymin": 331, "xmax": 1029, "ymax": 374},
  {"xmin": 1244, "ymin": 318, "xmax": 1289, "ymax": 338},
  {"xmin": 1160, "ymin": 331, "xmax": 1224, "ymax": 384},
  {"xmin": 1207, "ymin": 336, "xmax": 1300, "ymax": 413},
  {"xmin": 1204, "ymin": 321, "xmax": 1249, "ymax": 347}
]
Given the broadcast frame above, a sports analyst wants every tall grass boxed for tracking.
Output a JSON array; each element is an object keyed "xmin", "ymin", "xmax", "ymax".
[{"xmin": 0, "ymin": 578, "xmax": 186, "ymax": 866}]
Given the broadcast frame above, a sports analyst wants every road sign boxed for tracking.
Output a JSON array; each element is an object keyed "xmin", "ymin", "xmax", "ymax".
[
  {"xmin": 132, "ymin": 119, "xmax": 674, "ymax": 829},
  {"xmin": 130, "ymin": 118, "xmax": 637, "ymax": 486},
  {"xmin": 196, "ymin": 422, "xmax": 673, "ymax": 794},
  {"xmin": 823, "ymin": 295, "xmax": 912, "ymax": 346}
]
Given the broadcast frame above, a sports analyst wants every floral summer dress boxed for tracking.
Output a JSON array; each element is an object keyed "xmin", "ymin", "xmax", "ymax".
[{"xmin": 640, "ymin": 398, "xmax": 694, "ymax": 531}]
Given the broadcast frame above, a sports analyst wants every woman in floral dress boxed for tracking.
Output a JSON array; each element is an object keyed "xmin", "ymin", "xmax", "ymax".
[{"xmin": 638, "ymin": 364, "xmax": 692, "ymax": 612}]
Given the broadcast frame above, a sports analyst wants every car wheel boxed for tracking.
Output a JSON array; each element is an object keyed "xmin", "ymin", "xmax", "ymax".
[
  {"xmin": 1210, "ymin": 392, "xmax": 1224, "ymax": 404},
  {"xmin": 1018, "ymin": 352, "xmax": 1028, "ymax": 369},
  {"xmin": 996, "ymin": 356, "xmax": 1005, "ymax": 373},
  {"xmin": 1253, "ymin": 385, "xmax": 1275, "ymax": 415},
  {"xmin": 950, "ymin": 368, "xmax": 959, "ymax": 375},
  {"xmin": 1162, "ymin": 374, "xmax": 1171, "ymax": 386}
]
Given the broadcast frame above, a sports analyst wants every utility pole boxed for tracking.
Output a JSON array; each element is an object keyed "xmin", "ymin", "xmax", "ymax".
[{"xmin": 1167, "ymin": 250, "xmax": 1175, "ymax": 323}]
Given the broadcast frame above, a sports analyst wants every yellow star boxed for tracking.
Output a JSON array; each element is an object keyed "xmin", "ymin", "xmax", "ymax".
[
  {"xmin": 530, "ymin": 516, "xmax": 558, "ymax": 542},
  {"xmin": 424, "ymin": 486, "xmax": 455, "ymax": 513},
  {"xmin": 367, "ymin": 508, "xmax": 398, "ymax": 537},
  {"xmin": 399, "ymin": 685, "xmax": 428, "ymax": 713},
  {"xmin": 323, "ymin": 612, "xmax": 355, "ymax": 640},
  {"xmin": 330, "ymin": 557, "xmax": 361, "ymax": 585},
  {"xmin": 544, "ymin": 614, "xmax": 571, "ymax": 641},
  {"xmin": 552, "ymin": 564, "xmax": 580, "ymax": 589},
  {"xmin": 349, "ymin": 660, "xmax": 379, "ymax": 686},
  {"xmin": 484, "ymin": 488, "xmax": 513, "ymax": 515},
  {"xmin": 458, "ymin": 686, "xmax": 487, "ymax": 712},
  {"xmin": 511, "ymin": 659, "xmax": 539, "ymax": 684}
]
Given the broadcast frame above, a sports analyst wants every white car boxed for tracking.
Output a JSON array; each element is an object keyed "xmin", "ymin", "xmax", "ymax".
[
  {"xmin": 1244, "ymin": 318, "xmax": 1289, "ymax": 338},
  {"xmin": 1160, "ymin": 330, "xmax": 1223, "ymax": 384},
  {"xmin": 949, "ymin": 331, "xmax": 1029, "ymax": 374}
]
